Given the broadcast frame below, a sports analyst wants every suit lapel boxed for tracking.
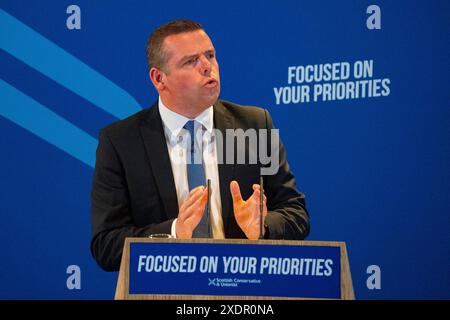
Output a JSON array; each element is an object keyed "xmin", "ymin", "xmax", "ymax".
[
  {"xmin": 213, "ymin": 101, "xmax": 235, "ymax": 231},
  {"xmin": 139, "ymin": 103, "xmax": 179, "ymax": 219}
]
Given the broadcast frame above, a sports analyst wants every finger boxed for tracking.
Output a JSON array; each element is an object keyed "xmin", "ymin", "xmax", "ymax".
[
  {"xmin": 191, "ymin": 186, "xmax": 208, "ymax": 208},
  {"xmin": 255, "ymin": 192, "xmax": 268, "ymax": 218},
  {"xmin": 253, "ymin": 188, "xmax": 264, "ymax": 202},
  {"xmin": 189, "ymin": 185, "xmax": 206, "ymax": 197},
  {"xmin": 230, "ymin": 180, "xmax": 243, "ymax": 203},
  {"xmin": 180, "ymin": 186, "xmax": 205, "ymax": 213},
  {"xmin": 185, "ymin": 189, "xmax": 208, "ymax": 223},
  {"xmin": 192, "ymin": 187, "xmax": 209, "ymax": 211},
  {"xmin": 252, "ymin": 185, "xmax": 266, "ymax": 197},
  {"xmin": 260, "ymin": 194, "xmax": 267, "ymax": 207},
  {"xmin": 198, "ymin": 188, "xmax": 209, "ymax": 208},
  {"xmin": 255, "ymin": 191, "xmax": 267, "ymax": 206}
]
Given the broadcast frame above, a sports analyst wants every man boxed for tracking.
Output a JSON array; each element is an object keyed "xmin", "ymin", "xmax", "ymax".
[{"xmin": 91, "ymin": 20, "xmax": 309, "ymax": 271}]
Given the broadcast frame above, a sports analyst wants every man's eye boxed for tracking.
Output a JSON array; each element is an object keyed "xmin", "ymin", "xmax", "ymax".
[
  {"xmin": 185, "ymin": 57, "xmax": 198, "ymax": 65},
  {"xmin": 207, "ymin": 53, "xmax": 215, "ymax": 59}
]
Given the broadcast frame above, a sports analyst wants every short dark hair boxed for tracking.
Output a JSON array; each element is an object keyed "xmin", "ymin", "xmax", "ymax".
[{"xmin": 146, "ymin": 19, "xmax": 203, "ymax": 72}]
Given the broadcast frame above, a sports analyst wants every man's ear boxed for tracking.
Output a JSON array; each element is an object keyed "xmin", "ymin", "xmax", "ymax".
[{"xmin": 149, "ymin": 67, "xmax": 166, "ymax": 91}]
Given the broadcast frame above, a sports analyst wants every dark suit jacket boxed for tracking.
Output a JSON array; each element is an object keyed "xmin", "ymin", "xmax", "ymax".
[{"xmin": 91, "ymin": 100, "xmax": 309, "ymax": 271}]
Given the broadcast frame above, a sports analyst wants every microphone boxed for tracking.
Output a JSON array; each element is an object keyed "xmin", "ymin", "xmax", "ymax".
[
  {"xmin": 207, "ymin": 179, "xmax": 211, "ymax": 220},
  {"xmin": 206, "ymin": 179, "xmax": 212, "ymax": 237},
  {"xmin": 259, "ymin": 176, "xmax": 264, "ymax": 239}
]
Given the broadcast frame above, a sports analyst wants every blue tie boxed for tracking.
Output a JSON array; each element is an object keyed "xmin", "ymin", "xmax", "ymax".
[{"xmin": 184, "ymin": 120, "xmax": 211, "ymax": 237}]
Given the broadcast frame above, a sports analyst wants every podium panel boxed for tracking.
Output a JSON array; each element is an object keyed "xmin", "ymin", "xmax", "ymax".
[{"xmin": 115, "ymin": 238, "xmax": 354, "ymax": 300}]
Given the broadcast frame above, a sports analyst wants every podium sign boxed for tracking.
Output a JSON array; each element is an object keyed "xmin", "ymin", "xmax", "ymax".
[{"xmin": 116, "ymin": 239, "xmax": 354, "ymax": 300}]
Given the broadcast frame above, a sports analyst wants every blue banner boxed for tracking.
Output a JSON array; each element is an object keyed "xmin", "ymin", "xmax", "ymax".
[
  {"xmin": 0, "ymin": 0, "xmax": 449, "ymax": 299},
  {"xmin": 129, "ymin": 242, "xmax": 341, "ymax": 299}
]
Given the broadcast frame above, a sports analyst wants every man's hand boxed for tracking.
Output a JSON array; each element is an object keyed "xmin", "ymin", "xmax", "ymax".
[
  {"xmin": 176, "ymin": 186, "xmax": 208, "ymax": 239},
  {"xmin": 230, "ymin": 180, "xmax": 267, "ymax": 240}
]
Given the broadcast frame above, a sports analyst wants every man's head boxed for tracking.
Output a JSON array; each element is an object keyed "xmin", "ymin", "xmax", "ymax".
[{"xmin": 147, "ymin": 20, "xmax": 220, "ymax": 117}]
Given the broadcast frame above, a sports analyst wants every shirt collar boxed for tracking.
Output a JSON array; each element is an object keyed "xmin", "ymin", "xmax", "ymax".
[{"xmin": 158, "ymin": 97, "xmax": 214, "ymax": 140}]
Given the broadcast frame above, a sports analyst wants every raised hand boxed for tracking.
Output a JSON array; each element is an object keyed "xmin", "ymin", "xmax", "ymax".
[
  {"xmin": 176, "ymin": 186, "xmax": 208, "ymax": 238},
  {"xmin": 230, "ymin": 180, "xmax": 267, "ymax": 240}
]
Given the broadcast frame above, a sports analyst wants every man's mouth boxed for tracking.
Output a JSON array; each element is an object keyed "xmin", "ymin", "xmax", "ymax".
[{"xmin": 204, "ymin": 79, "xmax": 218, "ymax": 88}]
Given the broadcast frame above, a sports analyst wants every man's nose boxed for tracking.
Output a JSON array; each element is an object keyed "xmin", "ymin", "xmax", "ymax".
[{"xmin": 199, "ymin": 55, "xmax": 211, "ymax": 76}]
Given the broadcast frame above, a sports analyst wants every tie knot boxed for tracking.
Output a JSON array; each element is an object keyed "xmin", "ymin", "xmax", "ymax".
[
  {"xmin": 184, "ymin": 120, "xmax": 202, "ymax": 157},
  {"xmin": 184, "ymin": 120, "xmax": 205, "ymax": 140},
  {"xmin": 184, "ymin": 120, "xmax": 196, "ymax": 136}
]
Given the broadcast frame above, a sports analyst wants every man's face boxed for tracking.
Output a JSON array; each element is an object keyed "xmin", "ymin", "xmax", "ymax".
[{"xmin": 159, "ymin": 30, "xmax": 220, "ymax": 112}]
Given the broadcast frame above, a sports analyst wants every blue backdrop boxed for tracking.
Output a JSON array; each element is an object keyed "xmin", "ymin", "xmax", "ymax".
[{"xmin": 1, "ymin": 0, "xmax": 449, "ymax": 299}]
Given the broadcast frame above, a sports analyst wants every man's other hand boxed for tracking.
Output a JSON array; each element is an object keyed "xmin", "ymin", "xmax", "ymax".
[{"xmin": 230, "ymin": 180, "xmax": 267, "ymax": 240}]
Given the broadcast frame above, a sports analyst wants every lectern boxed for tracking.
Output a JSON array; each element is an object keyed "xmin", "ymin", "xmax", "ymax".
[{"xmin": 115, "ymin": 238, "xmax": 354, "ymax": 300}]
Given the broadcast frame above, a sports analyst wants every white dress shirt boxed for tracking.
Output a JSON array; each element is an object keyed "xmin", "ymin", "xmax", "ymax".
[{"xmin": 158, "ymin": 97, "xmax": 225, "ymax": 239}]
